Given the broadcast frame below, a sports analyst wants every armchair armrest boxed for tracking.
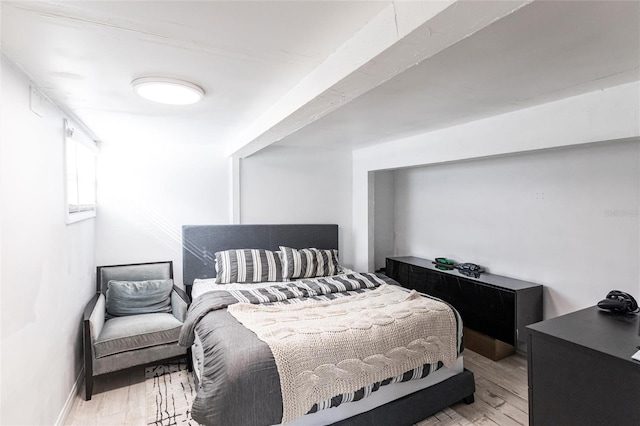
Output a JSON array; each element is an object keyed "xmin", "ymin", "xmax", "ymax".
[
  {"xmin": 83, "ymin": 293, "xmax": 100, "ymax": 320},
  {"xmin": 83, "ymin": 293, "xmax": 105, "ymax": 401},
  {"xmin": 83, "ymin": 293, "xmax": 106, "ymax": 345},
  {"xmin": 173, "ymin": 285, "xmax": 190, "ymax": 304},
  {"xmin": 171, "ymin": 285, "xmax": 190, "ymax": 323}
]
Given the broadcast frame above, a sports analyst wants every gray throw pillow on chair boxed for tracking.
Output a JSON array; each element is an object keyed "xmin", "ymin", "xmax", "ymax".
[{"xmin": 106, "ymin": 279, "xmax": 173, "ymax": 317}]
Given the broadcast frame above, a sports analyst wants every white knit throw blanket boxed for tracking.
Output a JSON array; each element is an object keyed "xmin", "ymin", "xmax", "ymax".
[{"xmin": 227, "ymin": 284, "xmax": 458, "ymax": 423}]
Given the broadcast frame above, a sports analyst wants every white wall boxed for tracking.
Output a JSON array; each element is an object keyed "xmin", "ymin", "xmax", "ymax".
[
  {"xmin": 353, "ymin": 81, "xmax": 640, "ymax": 318},
  {"xmin": 0, "ymin": 58, "xmax": 96, "ymax": 425},
  {"xmin": 97, "ymin": 140, "xmax": 355, "ymax": 284},
  {"xmin": 240, "ymin": 145, "xmax": 354, "ymax": 267},
  {"xmin": 393, "ymin": 141, "xmax": 639, "ymax": 319},
  {"xmin": 95, "ymin": 140, "xmax": 230, "ymax": 287},
  {"xmin": 373, "ymin": 170, "xmax": 395, "ymax": 270}
]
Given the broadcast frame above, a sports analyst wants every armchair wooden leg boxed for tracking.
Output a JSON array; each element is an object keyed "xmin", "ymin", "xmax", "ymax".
[
  {"xmin": 83, "ymin": 317, "xmax": 94, "ymax": 401},
  {"xmin": 85, "ymin": 373, "xmax": 93, "ymax": 401},
  {"xmin": 186, "ymin": 347, "xmax": 194, "ymax": 372}
]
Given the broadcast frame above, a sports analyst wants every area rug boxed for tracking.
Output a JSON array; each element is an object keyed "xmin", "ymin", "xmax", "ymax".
[
  {"xmin": 145, "ymin": 362, "xmax": 198, "ymax": 426},
  {"xmin": 144, "ymin": 362, "xmax": 443, "ymax": 425}
]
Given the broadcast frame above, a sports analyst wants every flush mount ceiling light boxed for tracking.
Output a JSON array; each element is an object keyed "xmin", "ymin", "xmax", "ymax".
[{"xmin": 131, "ymin": 77, "xmax": 205, "ymax": 105}]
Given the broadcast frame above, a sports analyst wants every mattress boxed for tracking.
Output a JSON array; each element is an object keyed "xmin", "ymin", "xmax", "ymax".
[
  {"xmin": 191, "ymin": 343, "xmax": 463, "ymax": 426},
  {"xmin": 282, "ymin": 356, "xmax": 464, "ymax": 426}
]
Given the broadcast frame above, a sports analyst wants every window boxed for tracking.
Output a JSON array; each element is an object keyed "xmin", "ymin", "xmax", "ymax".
[{"xmin": 65, "ymin": 119, "xmax": 98, "ymax": 223}]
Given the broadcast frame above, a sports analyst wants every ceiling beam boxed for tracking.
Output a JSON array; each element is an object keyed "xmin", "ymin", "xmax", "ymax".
[{"xmin": 228, "ymin": 0, "xmax": 532, "ymax": 158}]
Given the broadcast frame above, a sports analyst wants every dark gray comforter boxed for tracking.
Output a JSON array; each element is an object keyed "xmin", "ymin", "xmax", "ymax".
[
  {"xmin": 178, "ymin": 273, "xmax": 462, "ymax": 426},
  {"xmin": 186, "ymin": 299, "xmax": 283, "ymax": 425}
]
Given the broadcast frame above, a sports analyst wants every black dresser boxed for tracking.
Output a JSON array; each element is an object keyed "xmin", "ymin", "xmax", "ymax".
[
  {"xmin": 527, "ymin": 307, "xmax": 640, "ymax": 426},
  {"xmin": 386, "ymin": 256, "xmax": 543, "ymax": 354}
]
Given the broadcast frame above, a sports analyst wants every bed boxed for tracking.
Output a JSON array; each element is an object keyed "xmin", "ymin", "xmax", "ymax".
[{"xmin": 180, "ymin": 224, "xmax": 475, "ymax": 426}]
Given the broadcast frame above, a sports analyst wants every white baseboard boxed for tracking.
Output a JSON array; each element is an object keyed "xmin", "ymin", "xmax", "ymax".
[{"xmin": 55, "ymin": 367, "xmax": 84, "ymax": 426}]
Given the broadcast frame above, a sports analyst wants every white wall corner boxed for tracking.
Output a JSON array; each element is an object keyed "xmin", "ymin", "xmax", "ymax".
[
  {"xmin": 351, "ymin": 160, "xmax": 371, "ymax": 272},
  {"xmin": 55, "ymin": 367, "xmax": 84, "ymax": 426},
  {"xmin": 367, "ymin": 171, "xmax": 376, "ymax": 272},
  {"xmin": 231, "ymin": 155, "xmax": 241, "ymax": 224}
]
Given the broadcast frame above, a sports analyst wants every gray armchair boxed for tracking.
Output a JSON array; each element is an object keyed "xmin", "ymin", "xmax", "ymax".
[{"xmin": 83, "ymin": 261, "xmax": 191, "ymax": 400}]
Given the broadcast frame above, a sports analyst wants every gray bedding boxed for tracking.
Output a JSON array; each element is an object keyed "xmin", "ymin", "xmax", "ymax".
[
  {"xmin": 178, "ymin": 273, "xmax": 462, "ymax": 426},
  {"xmin": 190, "ymin": 304, "xmax": 283, "ymax": 425}
]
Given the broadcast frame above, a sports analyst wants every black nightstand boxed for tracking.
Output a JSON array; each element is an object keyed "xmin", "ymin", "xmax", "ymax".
[{"xmin": 527, "ymin": 307, "xmax": 640, "ymax": 426}]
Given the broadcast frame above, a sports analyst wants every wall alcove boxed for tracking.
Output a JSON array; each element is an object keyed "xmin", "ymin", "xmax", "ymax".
[{"xmin": 371, "ymin": 139, "xmax": 640, "ymax": 319}]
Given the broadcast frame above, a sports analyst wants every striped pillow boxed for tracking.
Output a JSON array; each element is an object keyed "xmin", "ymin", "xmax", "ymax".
[
  {"xmin": 214, "ymin": 249, "xmax": 283, "ymax": 284},
  {"xmin": 279, "ymin": 246, "xmax": 340, "ymax": 279}
]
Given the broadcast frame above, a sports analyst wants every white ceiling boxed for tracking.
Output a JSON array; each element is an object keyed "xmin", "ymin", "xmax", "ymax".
[
  {"xmin": 1, "ymin": 1, "xmax": 388, "ymax": 144},
  {"xmin": 2, "ymin": 1, "xmax": 639, "ymax": 154},
  {"xmin": 278, "ymin": 0, "xmax": 640, "ymax": 149}
]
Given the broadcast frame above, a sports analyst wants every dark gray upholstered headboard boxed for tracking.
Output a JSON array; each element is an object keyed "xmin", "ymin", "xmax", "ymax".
[{"xmin": 182, "ymin": 224, "xmax": 338, "ymax": 293}]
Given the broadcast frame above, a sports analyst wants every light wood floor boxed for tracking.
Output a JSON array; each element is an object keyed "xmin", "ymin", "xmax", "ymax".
[
  {"xmin": 417, "ymin": 350, "xmax": 529, "ymax": 426},
  {"xmin": 65, "ymin": 349, "xmax": 528, "ymax": 426}
]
